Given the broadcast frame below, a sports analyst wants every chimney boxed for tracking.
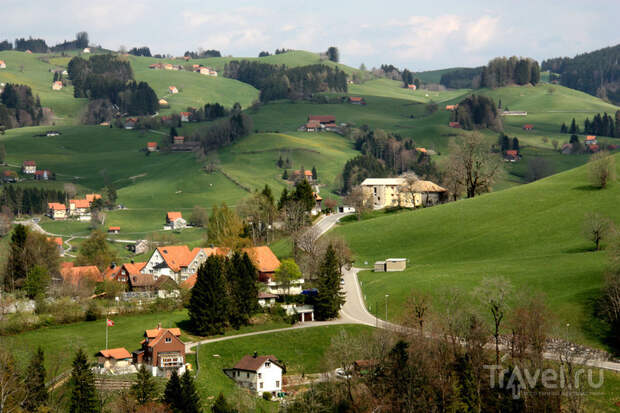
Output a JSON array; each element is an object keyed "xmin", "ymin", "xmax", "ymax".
[
  {"xmin": 253, "ymin": 351, "xmax": 257, "ymax": 358},
  {"xmin": 157, "ymin": 322, "xmax": 162, "ymax": 330}
]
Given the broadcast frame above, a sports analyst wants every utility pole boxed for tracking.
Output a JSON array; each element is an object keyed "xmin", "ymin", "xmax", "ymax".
[{"xmin": 385, "ymin": 294, "xmax": 389, "ymax": 324}]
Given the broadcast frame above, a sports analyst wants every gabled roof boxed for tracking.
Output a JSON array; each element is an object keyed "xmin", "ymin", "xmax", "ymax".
[
  {"xmin": 449, "ymin": 121, "xmax": 461, "ymax": 127},
  {"xmin": 147, "ymin": 141, "xmax": 157, "ymax": 148},
  {"xmin": 181, "ymin": 273, "xmax": 198, "ymax": 289},
  {"xmin": 144, "ymin": 326, "xmax": 183, "ymax": 348},
  {"xmin": 156, "ymin": 245, "xmax": 195, "ymax": 272},
  {"xmin": 313, "ymin": 192, "xmax": 322, "ymax": 201},
  {"xmin": 586, "ymin": 135, "xmax": 597, "ymax": 141},
  {"xmin": 349, "ymin": 96, "xmax": 363, "ymax": 102},
  {"xmin": 180, "ymin": 112, "xmax": 191, "ymax": 117},
  {"xmin": 409, "ymin": 180, "xmax": 447, "ymax": 193},
  {"xmin": 243, "ymin": 246, "xmax": 281, "ymax": 273},
  {"xmin": 48, "ymin": 237, "xmax": 63, "ymax": 246},
  {"xmin": 85, "ymin": 194, "xmax": 101, "ymax": 202},
  {"xmin": 233, "ymin": 355, "xmax": 283, "ymax": 372},
  {"xmin": 23, "ymin": 160, "xmax": 36, "ymax": 166},
  {"xmin": 123, "ymin": 262, "xmax": 146, "ymax": 276},
  {"xmin": 361, "ymin": 178, "xmax": 405, "ymax": 186},
  {"xmin": 48, "ymin": 202, "xmax": 66, "ymax": 211},
  {"xmin": 129, "ymin": 273, "xmax": 154, "ymax": 287},
  {"xmin": 308, "ymin": 115, "xmax": 335, "ymax": 123},
  {"xmin": 505, "ymin": 150, "xmax": 518, "ymax": 157},
  {"xmin": 167, "ymin": 212, "xmax": 183, "ymax": 221},
  {"xmin": 70, "ymin": 199, "xmax": 91, "ymax": 209},
  {"xmin": 97, "ymin": 348, "xmax": 131, "ymax": 360},
  {"xmin": 60, "ymin": 265, "xmax": 103, "ymax": 287},
  {"xmin": 109, "ymin": 226, "xmax": 120, "ymax": 231},
  {"xmin": 523, "ymin": 124, "xmax": 534, "ymax": 128}
]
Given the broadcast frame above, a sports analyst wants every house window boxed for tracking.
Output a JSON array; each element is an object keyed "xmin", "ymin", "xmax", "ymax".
[
  {"xmin": 258, "ymin": 373, "xmax": 262, "ymax": 378},
  {"xmin": 246, "ymin": 372, "xmax": 249, "ymax": 378},
  {"xmin": 260, "ymin": 382, "xmax": 263, "ymax": 389},
  {"xmin": 165, "ymin": 337, "xmax": 171, "ymax": 343},
  {"xmin": 276, "ymin": 380, "xmax": 280, "ymax": 387},
  {"xmin": 265, "ymin": 362, "xmax": 270, "ymax": 368}
]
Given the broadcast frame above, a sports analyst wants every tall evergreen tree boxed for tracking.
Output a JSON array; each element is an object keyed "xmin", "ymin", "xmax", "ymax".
[
  {"xmin": 212, "ymin": 392, "xmax": 235, "ymax": 413},
  {"xmin": 6, "ymin": 224, "xmax": 28, "ymax": 291},
  {"xmin": 261, "ymin": 184, "xmax": 274, "ymax": 206},
  {"xmin": 180, "ymin": 371, "xmax": 202, "ymax": 413},
  {"xmin": 311, "ymin": 166, "xmax": 318, "ymax": 181},
  {"xmin": 188, "ymin": 255, "xmax": 229, "ymax": 335},
  {"xmin": 163, "ymin": 370, "xmax": 183, "ymax": 412},
  {"xmin": 69, "ymin": 348, "xmax": 98, "ymax": 413},
  {"xmin": 131, "ymin": 364, "xmax": 158, "ymax": 405},
  {"xmin": 569, "ymin": 118, "xmax": 578, "ymax": 134},
  {"xmin": 512, "ymin": 137, "xmax": 520, "ymax": 152},
  {"xmin": 278, "ymin": 188, "xmax": 289, "ymax": 210},
  {"xmin": 293, "ymin": 179, "xmax": 314, "ymax": 212},
  {"xmin": 314, "ymin": 244, "xmax": 345, "ymax": 320},
  {"xmin": 23, "ymin": 346, "xmax": 47, "ymax": 412}
]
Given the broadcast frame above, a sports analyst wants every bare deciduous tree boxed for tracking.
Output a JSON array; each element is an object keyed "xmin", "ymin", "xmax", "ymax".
[
  {"xmin": 403, "ymin": 291, "xmax": 430, "ymax": 333},
  {"xmin": 444, "ymin": 133, "xmax": 503, "ymax": 198},
  {"xmin": 345, "ymin": 185, "xmax": 371, "ymax": 220},
  {"xmin": 582, "ymin": 212, "xmax": 614, "ymax": 251},
  {"xmin": 588, "ymin": 151, "xmax": 616, "ymax": 189},
  {"xmin": 0, "ymin": 350, "xmax": 24, "ymax": 413},
  {"xmin": 474, "ymin": 277, "xmax": 513, "ymax": 365}
]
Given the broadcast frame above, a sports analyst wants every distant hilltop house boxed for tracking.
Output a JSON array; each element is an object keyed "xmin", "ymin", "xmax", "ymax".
[
  {"xmin": 83, "ymin": 47, "xmax": 91, "ymax": 53},
  {"xmin": 180, "ymin": 112, "xmax": 190, "ymax": 122},
  {"xmin": 158, "ymin": 98, "xmax": 168, "ymax": 106},
  {"xmin": 147, "ymin": 141, "xmax": 158, "ymax": 152},
  {"xmin": 523, "ymin": 124, "xmax": 534, "ymax": 131},
  {"xmin": 349, "ymin": 96, "xmax": 365, "ymax": 105},
  {"xmin": 52, "ymin": 81, "xmax": 63, "ymax": 90},
  {"xmin": 291, "ymin": 169, "xmax": 314, "ymax": 183},
  {"xmin": 22, "ymin": 160, "xmax": 36, "ymax": 174},
  {"xmin": 501, "ymin": 111, "xmax": 527, "ymax": 116},
  {"xmin": 34, "ymin": 169, "xmax": 52, "ymax": 180},
  {"xmin": 449, "ymin": 121, "xmax": 461, "ymax": 128},
  {"xmin": 361, "ymin": 177, "xmax": 447, "ymax": 209},
  {"xmin": 308, "ymin": 115, "xmax": 336, "ymax": 125},
  {"xmin": 165, "ymin": 211, "xmax": 187, "ymax": 230},
  {"xmin": 108, "ymin": 226, "xmax": 120, "ymax": 234},
  {"xmin": 585, "ymin": 135, "xmax": 598, "ymax": 145},
  {"xmin": 305, "ymin": 119, "xmax": 321, "ymax": 132},
  {"xmin": 0, "ymin": 60, "xmax": 6, "ymax": 69},
  {"xmin": 133, "ymin": 324, "xmax": 186, "ymax": 377},
  {"xmin": 504, "ymin": 149, "xmax": 520, "ymax": 162},
  {"xmin": 168, "ymin": 86, "xmax": 178, "ymax": 94},
  {"xmin": 304, "ymin": 115, "xmax": 339, "ymax": 132},
  {"xmin": 47, "ymin": 202, "xmax": 67, "ymax": 220},
  {"xmin": 407, "ymin": 84, "xmax": 417, "ymax": 90},
  {"xmin": 199, "ymin": 66, "xmax": 218, "ymax": 76},
  {"xmin": 374, "ymin": 258, "xmax": 407, "ymax": 272},
  {"xmin": 224, "ymin": 354, "xmax": 284, "ymax": 396},
  {"xmin": 445, "ymin": 104, "xmax": 458, "ymax": 111}
]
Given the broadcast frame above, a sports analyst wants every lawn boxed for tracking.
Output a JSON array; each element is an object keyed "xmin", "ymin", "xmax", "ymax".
[{"xmin": 332, "ymin": 153, "xmax": 620, "ymax": 350}]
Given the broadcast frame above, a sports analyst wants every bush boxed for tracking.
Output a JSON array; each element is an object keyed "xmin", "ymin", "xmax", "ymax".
[
  {"xmin": 85, "ymin": 301, "xmax": 102, "ymax": 321},
  {"xmin": 262, "ymin": 391, "xmax": 272, "ymax": 401}
]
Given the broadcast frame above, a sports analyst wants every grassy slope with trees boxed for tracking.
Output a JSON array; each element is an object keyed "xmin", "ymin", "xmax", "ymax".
[{"xmin": 332, "ymin": 153, "xmax": 620, "ymax": 349}]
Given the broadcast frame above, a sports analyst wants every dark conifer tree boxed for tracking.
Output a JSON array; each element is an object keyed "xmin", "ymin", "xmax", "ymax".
[
  {"xmin": 314, "ymin": 244, "xmax": 345, "ymax": 320},
  {"xmin": 311, "ymin": 166, "xmax": 318, "ymax": 181},
  {"xmin": 261, "ymin": 184, "xmax": 274, "ymax": 206},
  {"xmin": 278, "ymin": 188, "xmax": 289, "ymax": 210},
  {"xmin": 512, "ymin": 137, "xmax": 520, "ymax": 152},
  {"xmin": 188, "ymin": 255, "xmax": 229, "ymax": 335},
  {"xmin": 180, "ymin": 371, "xmax": 202, "ymax": 413},
  {"xmin": 282, "ymin": 169, "xmax": 288, "ymax": 180},
  {"xmin": 211, "ymin": 392, "xmax": 235, "ymax": 413},
  {"xmin": 24, "ymin": 346, "xmax": 47, "ymax": 412},
  {"xmin": 293, "ymin": 179, "xmax": 314, "ymax": 212},
  {"xmin": 69, "ymin": 348, "xmax": 98, "ymax": 413},
  {"xmin": 277, "ymin": 155, "xmax": 284, "ymax": 168},
  {"xmin": 163, "ymin": 370, "xmax": 183, "ymax": 411},
  {"xmin": 569, "ymin": 118, "xmax": 577, "ymax": 134},
  {"xmin": 6, "ymin": 224, "xmax": 28, "ymax": 291},
  {"xmin": 131, "ymin": 364, "xmax": 158, "ymax": 405}
]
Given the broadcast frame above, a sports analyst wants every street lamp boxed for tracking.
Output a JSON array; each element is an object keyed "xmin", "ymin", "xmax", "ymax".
[{"xmin": 385, "ymin": 294, "xmax": 389, "ymax": 322}]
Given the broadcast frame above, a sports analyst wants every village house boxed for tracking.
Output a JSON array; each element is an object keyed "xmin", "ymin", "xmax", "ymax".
[
  {"xmin": 22, "ymin": 160, "xmax": 36, "ymax": 174},
  {"xmin": 523, "ymin": 124, "xmax": 534, "ymax": 131},
  {"xmin": 149, "ymin": 63, "xmax": 162, "ymax": 69},
  {"xmin": 96, "ymin": 348, "xmax": 133, "ymax": 374},
  {"xmin": 173, "ymin": 136, "xmax": 185, "ymax": 145},
  {"xmin": 258, "ymin": 292, "xmax": 278, "ymax": 307},
  {"xmin": 147, "ymin": 141, "xmax": 158, "ymax": 152},
  {"xmin": 52, "ymin": 81, "xmax": 63, "ymax": 91},
  {"xmin": 34, "ymin": 169, "xmax": 52, "ymax": 180},
  {"xmin": 585, "ymin": 135, "xmax": 598, "ymax": 145},
  {"xmin": 86, "ymin": 193, "xmax": 102, "ymax": 203},
  {"xmin": 165, "ymin": 211, "xmax": 187, "ymax": 230},
  {"xmin": 69, "ymin": 198, "xmax": 92, "ymax": 218},
  {"xmin": 245, "ymin": 245, "xmax": 281, "ymax": 281},
  {"xmin": 128, "ymin": 239, "xmax": 149, "ymax": 255},
  {"xmin": 108, "ymin": 226, "xmax": 120, "ymax": 234},
  {"xmin": 164, "ymin": 64, "xmax": 174, "ymax": 71},
  {"xmin": 407, "ymin": 84, "xmax": 417, "ymax": 90},
  {"xmin": 48, "ymin": 237, "xmax": 64, "ymax": 256},
  {"xmin": 588, "ymin": 144, "xmax": 600, "ymax": 153},
  {"xmin": 180, "ymin": 112, "xmax": 190, "ymax": 122},
  {"xmin": 133, "ymin": 324, "xmax": 186, "ymax": 377},
  {"xmin": 305, "ymin": 119, "xmax": 321, "ymax": 132},
  {"xmin": 291, "ymin": 169, "xmax": 313, "ymax": 182},
  {"xmin": 82, "ymin": 47, "xmax": 91, "ymax": 53},
  {"xmin": 349, "ymin": 96, "xmax": 365, "ymax": 105},
  {"xmin": 2, "ymin": 171, "xmax": 17, "ymax": 183},
  {"xmin": 312, "ymin": 192, "xmax": 322, "ymax": 215},
  {"xmin": 168, "ymin": 86, "xmax": 178, "ymax": 94},
  {"xmin": 449, "ymin": 121, "xmax": 461, "ymax": 128},
  {"xmin": 224, "ymin": 354, "xmax": 284, "ymax": 396},
  {"xmin": 141, "ymin": 245, "xmax": 227, "ymax": 284},
  {"xmin": 282, "ymin": 303, "xmax": 315, "ymax": 322},
  {"xmin": 308, "ymin": 115, "xmax": 336, "ymax": 125},
  {"xmin": 445, "ymin": 104, "xmax": 458, "ymax": 111},
  {"xmin": 374, "ymin": 258, "xmax": 407, "ymax": 272},
  {"xmin": 0, "ymin": 60, "xmax": 6, "ymax": 69},
  {"xmin": 129, "ymin": 273, "xmax": 156, "ymax": 292},
  {"xmin": 47, "ymin": 202, "xmax": 67, "ymax": 220},
  {"xmin": 59, "ymin": 263, "xmax": 103, "ymax": 288},
  {"xmin": 361, "ymin": 178, "xmax": 446, "ymax": 209},
  {"xmin": 199, "ymin": 67, "xmax": 217, "ymax": 76},
  {"xmin": 504, "ymin": 149, "xmax": 520, "ymax": 162},
  {"xmin": 158, "ymin": 98, "xmax": 168, "ymax": 106}
]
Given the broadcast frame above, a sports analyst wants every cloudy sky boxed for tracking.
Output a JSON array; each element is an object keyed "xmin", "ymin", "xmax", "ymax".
[{"xmin": 3, "ymin": 0, "xmax": 618, "ymax": 71}]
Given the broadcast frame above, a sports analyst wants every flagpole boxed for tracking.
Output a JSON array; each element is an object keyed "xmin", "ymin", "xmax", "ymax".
[{"xmin": 106, "ymin": 312, "xmax": 109, "ymax": 349}]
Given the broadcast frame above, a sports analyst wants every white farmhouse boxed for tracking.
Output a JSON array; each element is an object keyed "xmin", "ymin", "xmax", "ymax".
[
  {"xmin": 141, "ymin": 245, "xmax": 227, "ymax": 284},
  {"xmin": 224, "ymin": 354, "xmax": 284, "ymax": 396}
]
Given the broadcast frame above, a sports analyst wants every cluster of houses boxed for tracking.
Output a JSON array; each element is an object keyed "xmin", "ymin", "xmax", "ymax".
[
  {"xmin": 149, "ymin": 62, "xmax": 218, "ymax": 77},
  {"xmin": 2, "ymin": 160, "xmax": 55, "ymax": 182},
  {"xmin": 360, "ymin": 177, "xmax": 447, "ymax": 209},
  {"xmin": 303, "ymin": 115, "xmax": 340, "ymax": 132},
  {"xmin": 47, "ymin": 193, "xmax": 102, "ymax": 221}
]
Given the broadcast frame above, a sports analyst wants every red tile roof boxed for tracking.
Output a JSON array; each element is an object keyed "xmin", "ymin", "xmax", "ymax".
[
  {"xmin": 97, "ymin": 348, "xmax": 131, "ymax": 360},
  {"xmin": 523, "ymin": 124, "xmax": 534, "ymax": 129},
  {"xmin": 181, "ymin": 273, "xmax": 198, "ymax": 289},
  {"xmin": 48, "ymin": 202, "xmax": 66, "ymax": 211},
  {"xmin": 349, "ymin": 97, "xmax": 363, "ymax": 102},
  {"xmin": 23, "ymin": 160, "xmax": 36, "ymax": 166},
  {"xmin": 308, "ymin": 115, "xmax": 336, "ymax": 123},
  {"xmin": 60, "ymin": 265, "xmax": 103, "ymax": 287},
  {"xmin": 123, "ymin": 262, "xmax": 146, "ymax": 275},
  {"xmin": 586, "ymin": 135, "xmax": 597, "ymax": 141},
  {"xmin": 243, "ymin": 246, "xmax": 281, "ymax": 273},
  {"xmin": 108, "ymin": 226, "xmax": 120, "ymax": 231},
  {"xmin": 48, "ymin": 237, "xmax": 63, "ymax": 247},
  {"xmin": 505, "ymin": 150, "xmax": 518, "ymax": 157},
  {"xmin": 157, "ymin": 245, "xmax": 195, "ymax": 272},
  {"xmin": 70, "ymin": 199, "xmax": 91, "ymax": 209},
  {"xmin": 147, "ymin": 141, "xmax": 157, "ymax": 148},
  {"xmin": 449, "ymin": 122, "xmax": 461, "ymax": 128},
  {"xmin": 180, "ymin": 112, "xmax": 191, "ymax": 116},
  {"xmin": 233, "ymin": 355, "xmax": 282, "ymax": 372},
  {"xmin": 167, "ymin": 212, "xmax": 183, "ymax": 221},
  {"xmin": 85, "ymin": 194, "xmax": 101, "ymax": 202}
]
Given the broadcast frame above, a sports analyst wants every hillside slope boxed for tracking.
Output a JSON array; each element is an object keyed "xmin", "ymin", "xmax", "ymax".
[{"xmin": 332, "ymin": 154, "xmax": 620, "ymax": 349}]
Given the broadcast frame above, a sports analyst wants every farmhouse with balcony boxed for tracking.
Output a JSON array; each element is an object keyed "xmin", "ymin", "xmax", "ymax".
[
  {"xmin": 308, "ymin": 115, "xmax": 336, "ymax": 125},
  {"xmin": 141, "ymin": 245, "xmax": 228, "ymax": 284},
  {"xmin": 22, "ymin": 160, "xmax": 36, "ymax": 174},
  {"xmin": 133, "ymin": 324, "xmax": 186, "ymax": 377},
  {"xmin": 224, "ymin": 353, "xmax": 284, "ymax": 396},
  {"xmin": 47, "ymin": 202, "xmax": 67, "ymax": 220},
  {"xmin": 69, "ymin": 198, "xmax": 91, "ymax": 218}
]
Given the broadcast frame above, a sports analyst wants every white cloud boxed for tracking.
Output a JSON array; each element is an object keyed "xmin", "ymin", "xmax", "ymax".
[
  {"xmin": 388, "ymin": 15, "xmax": 462, "ymax": 60},
  {"xmin": 464, "ymin": 15, "xmax": 500, "ymax": 52},
  {"xmin": 343, "ymin": 39, "xmax": 376, "ymax": 57}
]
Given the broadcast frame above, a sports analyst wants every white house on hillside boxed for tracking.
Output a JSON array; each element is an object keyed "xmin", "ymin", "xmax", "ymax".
[
  {"xmin": 141, "ymin": 245, "xmax": 227, "ymax": 284},
  {"xmin": 224, "ymin": 354, "xmax": 284, "ymax": 396}
]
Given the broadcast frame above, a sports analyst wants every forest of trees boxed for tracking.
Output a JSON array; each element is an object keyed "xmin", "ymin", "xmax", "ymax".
[
  {"xmin": 0, "ymin": 187, "xmax": 66, "ymax": 216},
  {"xmin": 440, "ymin": 67, "xmax": 483, "ymax": 89},
  {"xmin": 0, "ymin": 40, "xmax": 12, "ymax": 51},
  {"xmin": 0, "ymin": 84, "xmax": 44, "ymax": 129},
  {"xmin": 68, "ymin": 54, "xmax": 158, "ymax": 117},
  {"xmin": 128, "ymin": 46, "xmax": 151, "ymax": 57},
  {"xmin": 561, "ymin": 112, "xmax": 620, "ymax": 137},
  {"xmin": 542, "ymin": 44, "xmax": 620, "ymax": 105},
  {"xmin": 14, "ymin": 37, "xmax": 48, "ymax": 52},
  {"xmin": 183, "ymin": 49, "xmax": 222, "ymax": 58},
  {"xmin": 223, "ymin": 61, "xmax": 347, "ymax": 102},
  {"xmin": 480, "ymin": 56, "xmax": 541, "ymax": 88},
  {"xmin": 190, "ymin": 104, "xmax": 253, "ymax": 153},
  {"xmin": 50, "ymin": 32, "xmax": 89, "ymax": 52},
  {"xmin": 453, "ymin": 94, "xmax": 503, "ymax": 131}
]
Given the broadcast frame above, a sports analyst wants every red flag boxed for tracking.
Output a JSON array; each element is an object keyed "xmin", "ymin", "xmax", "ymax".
[{"xmin": 106, "ymin": 319, "xmax": 114, "ymax": 327}]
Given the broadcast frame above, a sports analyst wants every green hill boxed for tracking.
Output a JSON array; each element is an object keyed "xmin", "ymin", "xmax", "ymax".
[
  {"xmin": 332, "ymin": 153, "xmax": 620, "ymax": 349},
  {"xmin": 413, "ymin": 67, "xmax": 470, "ymax": 84}
]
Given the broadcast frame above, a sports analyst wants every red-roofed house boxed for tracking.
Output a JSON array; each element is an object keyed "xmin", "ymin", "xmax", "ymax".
[
  {"xmin": 243, "ymin": 246, "xmax": 281, "ymax": 282},
  {"xmin": 60, "ymin": 264, "xmax": 103, "ymax": 288},
  {"xmin": 2, "ymin": 170, "xmax": 17, "ymax": 183},
  {"xmin": 133, "ymin": 324, "xmax": 186, "ymax": 377},
  {"xmin": 407, "ymin": 84, "xmax": 417, "ymax": 90},
  {"xmin": 292, "ymin": 169, "xmax": 314, "ymax": 182},
  {"xmin": 308, "ymin": 115, "xmax": 336, "ymax": 124},
  {"xmin": 22, "ymin": 160, "xmax": 36, "ymax": 174},
  {"xmin": 165, "ymin": 212, "xmax": 186, "ymax": 229},
  {"xmin": 96, "ymin": 348, "xmax": 132, "ymax": 372},
  {"xmin": 147, "ymin": 142, "xmax": 158, "ymax": 152},
  {"xmin": 108, "ymin": 226, "xmax": 120, "ymax": 234},
  {"xmin": 85, "ymin": 193, "xmax": 102, "ymax": 203},
  {"xmin": 585, "ymin": 135, "xmax": 597, "ymax": 145},
  {"xmin": 445, "ymin": 105, "xmax": 458, "ymax": 111},
  {"xmin": 504, "ymin": 149, "xmax": 520, "ymax": 162},
  {"xmin": 34, "ymin": 170, "xmax": 52, "ymax": 180},
  {"xmin": 48, "ymin": 237, "xmax": 64, "ymax": 256},
  {"xmin": 69, "ymin": 199, "xmax": 91, "ymax": 217},
  {"xmin": 52, "ymin": 81, "xmax": 63, "ymax": 91},
  {"xmin": 588, "ymin": 144, "xmax": 600, "ymax": 153},
  {"xmin": 349, "ymin": 96, "xmax": 365, "ymax": 105},
  {"xmin": 173, "ymin": 136, "xmax": 185, "ymax": 145},
  {"xmin": 168, "ymin": 86, "xmax": 178, "ymax": 94},
  {"xmin": 47, "ymin": 202, "xmax": 67, "ymax": 220},
  {"xmin": 305, "ymin": 119, "xmax": 321, "ymax": 132},
  {"xmin": 141, "ymin": 245, "xmax": 227, "ymax": 283},
  {"xmin": 523, "ymin": 124, "xmax": 534, "ymax": 131},
  {"xmin": 224, "ymin": 354, "xmax": 284, "ymax": 395},
  {"xmin": 180, "ymin": 112, "xmax": 190, "ymax": 122},
  {"xmin": 449, "ymin": 121, "xmax": 461, "ymax": 128},
  {"xmin": 0, "ymin": 60, "xmax": 6, "ymax": 69}
]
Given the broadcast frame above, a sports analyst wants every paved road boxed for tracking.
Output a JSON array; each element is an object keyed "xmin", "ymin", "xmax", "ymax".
[{"xmin": 312, "ymin": 212, "xmax": 352, "ymax": 237}]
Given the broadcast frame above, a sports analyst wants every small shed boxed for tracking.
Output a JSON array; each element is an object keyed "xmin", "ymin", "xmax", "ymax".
[
  {"xmin": 374, "ymin": 261, "xmax": 386, "ymax": 272},
  {"xmin": 96, "ymin": 348, "xmax": 132, "ymax": 370},
  {"xmin": 375, "ymin": 258, "xmax": 407, "ymax": 272},
  {"xmin": 108, "ymin": 226, "xmax": 120, "ymax": 234}
]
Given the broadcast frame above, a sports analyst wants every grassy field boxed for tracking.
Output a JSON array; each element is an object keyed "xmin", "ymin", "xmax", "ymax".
[
  {"xmin": 332, "ymin": 153, "xmax": 620, "ymax": 350},
  {"xmin": 349, "ymin": 78, "xmax": 469, "ymax": 103},
  {"xmin": 413, "ymin": 67, "xmax": 468, "ymax": 84}
]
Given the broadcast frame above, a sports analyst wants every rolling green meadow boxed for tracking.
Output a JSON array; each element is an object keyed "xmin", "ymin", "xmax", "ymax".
[{"xmin": 333, "ymin": 153, "xmax": 620, "ymax": 350}]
